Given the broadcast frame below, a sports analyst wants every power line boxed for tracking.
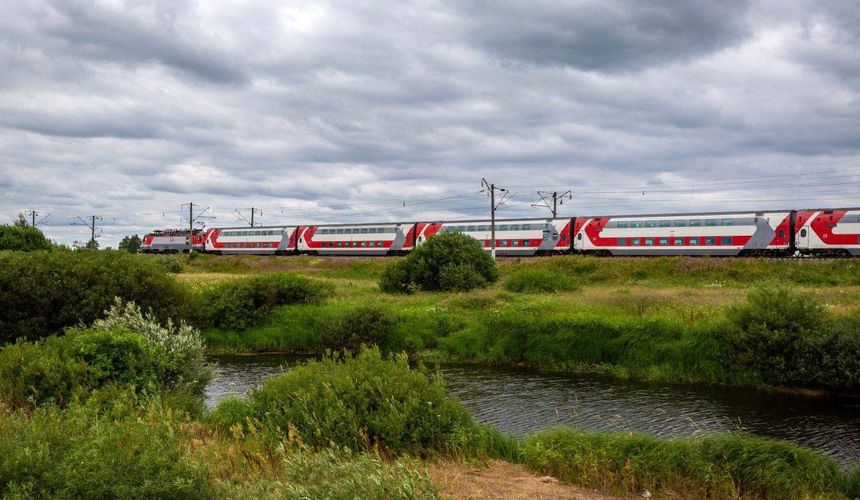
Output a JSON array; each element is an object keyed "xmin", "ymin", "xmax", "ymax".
[{"xmin": 531, "ymin": 190, "xmax": 572, "ymax": 217}]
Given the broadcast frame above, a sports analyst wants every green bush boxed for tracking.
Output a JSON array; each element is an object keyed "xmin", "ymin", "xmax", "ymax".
[
  {"xmin": 0, "ymin": 301, "xmax": 210, "ymax": 408},
  {"xmin": 721, "ymin": 287, "xmax": 860, "ymax": 390},
  {"xmin": 199, "ymin": 273, "xmax": 329, "ymax": 330},
  {"xmin": 0, "ymin": 394, "xmax": 213, "ymax": 499},
  {"xmin": 378, "ymin": 259, "xmax": 415, "ymax": 294},
  {"xmin": 0, "ymin": 250, "xmax": 190, "ymax": 342},
  {"xmin": 210, "ymin": 348, "xmax": 476, "ymax": 456},
  {"xmin": 321, "ymin": 305, "xmax": 395, "ymax": 353},
  {"xmin": 379, "ymin": 232, "xmax": 498, "ymax": 293},
  {"xmin": 0, "ymin": 224, "xmax": 52, "ymax": 251},
  {"xmin": 503, "ymin": 268, "xmax": 580, "ymax": 293},
  {"xmin": 520, "ymin": 429, "xmax": 845, "ymax": 499}
]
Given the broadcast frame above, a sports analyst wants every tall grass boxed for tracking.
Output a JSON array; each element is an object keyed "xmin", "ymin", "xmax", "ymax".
[{"xmin": 520, "ymin": 429, "xmax": 848, "ymax": 499}]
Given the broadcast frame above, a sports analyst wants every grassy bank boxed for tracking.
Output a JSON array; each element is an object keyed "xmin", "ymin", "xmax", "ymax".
[
  {"xmin": 1, "ymin": 333, "xmax": 856, "ymax": 498},
  {"xmin": 196, "ymin": 262, "xmax": 860, "ymax": 392}
]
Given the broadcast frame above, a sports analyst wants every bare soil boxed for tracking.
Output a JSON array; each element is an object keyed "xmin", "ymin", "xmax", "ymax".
[{"xmin": 426, "ymin": 460, "xmax": 615, "ymax": 500}]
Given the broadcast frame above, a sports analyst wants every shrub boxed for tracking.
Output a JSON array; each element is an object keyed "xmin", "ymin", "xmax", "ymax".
[
  {"xmin": 379, "ymin": 232, "xmax": 498, "ymax": 293},
  {"xmin": 321, "ymin": 305, "xmax": 395, "ymax": 352},
  {"xmin": 92, "ymin": 300, "xmax": 211, "ymax": 396},
  {"xmin": 199, "ymin": 273, "xmax": 329, "ymax": 330},
  {"xmin": 378, "ymin": 259, "xmax": 415, "ymax": 294},
  {"xmin": 0, "ymin": 301, "xmax": 210, "ymax": 408},
  {"xmin": 0, "ymin": 224, "xmax": 52, "ymax": 251},
  {"xmin": 520, "ymin": 429, "xmax": 845, "ymax": 499},
  {"xmin": 210, "ymin": 348, "xmax": 476, "ymax": 456},
  {"xmin": 0, "ymin": 250, "xmax": 190, "ymax": 342},
  {"xmin": 721, "ymin": 287, "xmax": 860, "ymax": 390},
  {"xmin": 0, "ymin": 395, "xmax": 213, "ymax": 499},
  {"xmin": 503, "ymin": 268, "xmax": 580, "ymax": 293},
  {"xmin": 154, "ymin": 254, "xmax": 185, "ymax": 273}
]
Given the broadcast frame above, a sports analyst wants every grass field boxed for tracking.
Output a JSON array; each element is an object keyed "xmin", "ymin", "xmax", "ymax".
[{"xmin": 179, "ymin": 254, "xmax": 860, "ymax": 392}]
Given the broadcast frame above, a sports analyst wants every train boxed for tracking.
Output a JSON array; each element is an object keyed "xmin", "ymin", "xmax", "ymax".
[{"xmin": 140, "ymin": 207, "xmax": 860, "ymax": 257}]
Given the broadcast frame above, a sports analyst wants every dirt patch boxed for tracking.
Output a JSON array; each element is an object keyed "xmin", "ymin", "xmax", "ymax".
[{"xmin": 426, "ymin": 460, "xmax": 615, "ymax": 500}]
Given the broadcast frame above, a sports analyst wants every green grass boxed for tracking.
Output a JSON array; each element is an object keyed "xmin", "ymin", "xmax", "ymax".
[{"xmin": 520, "ymin": 428, "xmax": 851, "ymax": 499}]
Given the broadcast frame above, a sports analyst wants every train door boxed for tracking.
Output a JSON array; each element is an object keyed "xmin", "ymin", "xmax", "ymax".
[{"xmin": 797, "ymin": 223, "xmax": 810, "ymax": 249}]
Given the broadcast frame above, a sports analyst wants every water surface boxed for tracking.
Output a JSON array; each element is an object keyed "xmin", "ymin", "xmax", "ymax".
[{"xmin": 205, "ymin": 354, "xmax": 860, "ymax": 466}]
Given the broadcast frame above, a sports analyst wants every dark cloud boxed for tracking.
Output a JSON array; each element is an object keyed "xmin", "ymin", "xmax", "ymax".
[
  {"xmin": 0, "ymin": 0, "xmax": 858, "ymax": 247},
  {"xmin": 454, "ymin": 0, "xmax": 753, "ymax": 71}
]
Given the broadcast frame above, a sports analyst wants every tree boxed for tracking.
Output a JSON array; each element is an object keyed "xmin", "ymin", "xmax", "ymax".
[
  {"xmin": 118, "ymin": 234, "xmax": 142, "ymax": 253},
  {"xmin": 14, "ymin": 213, "xmax": 28, "ymax": 228},
  {"xmin": 85, "ymin": 238, "xmax": 100, "ymax": 250},
  {"xmin": 379, "ymin": 231, "xmax": 498, "ymax": 293},
  {"xmin": 0, "ymin": 225, "xmax": 52, "ymax": 251}
]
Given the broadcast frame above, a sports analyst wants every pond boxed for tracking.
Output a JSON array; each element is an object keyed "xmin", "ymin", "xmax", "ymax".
[{"xmin": 205, "ymin": 354, "xmax": 860, "ymax": 467}]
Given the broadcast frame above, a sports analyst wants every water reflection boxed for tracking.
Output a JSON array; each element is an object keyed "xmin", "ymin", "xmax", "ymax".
[{"xmin": 205, "ymin": 354, "xmax": 860, "ymax": 467}]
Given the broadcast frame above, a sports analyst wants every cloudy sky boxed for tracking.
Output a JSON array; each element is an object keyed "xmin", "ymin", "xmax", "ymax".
[{"xmin": 1, "ymin": 0, "xmax": 859, "ymax": 246}]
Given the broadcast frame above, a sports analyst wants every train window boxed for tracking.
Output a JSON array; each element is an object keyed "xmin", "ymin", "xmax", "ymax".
[
  {"xmin": 721, "ymin": 219, "xmax": 733, "ymax": 226},
  {"xmin": 521, "ymin": 224, "xmax": 531, "ymax": 230},
  {"xmin": 512, "ymin": 240, "xmax": 519, "ymax": 247},
  {"xmin": 467, "ymin": 225, "xmax": 476, "ymax": 231},
  {"xmin": 360, "ymin": 228, "xmax": 367, "ymax": 234},
  {"xmin": 359, "ymin": 241, "xmax": 366, "ymax": 247},
  {"xmin": 632, "ymin": 238, "xmax": 641, "ymax": 246},
  {"xmin": 659, "ymin": 238, "xmax": 668, "ymax": 245},
  {"xmin": 617, "ymin": 238, "xmax": 626, "ymax": 246},
  {"xmin": 478, "ymin": 225, "xmax": 488, "ymax": 231},
  {"xmin": 645, "ymin": 221, "xmax": 657, "ymax": 228},
  {"xmin": 689, "ymin": 220, "xmax": 702, "ymax": 226},
  {"xmin": 705, "ymin": 219, "xmax": 718, "ymax": 226},
  {"xmin": 616, "ymin": 221, "xmax": 628, "ymax": 228},
  {"xmin": 659, "ymin": 221, "xmax": 671, "ymax": 227},
  {"xmin": 673, "ymin": 220, "xmax": 687, "ymax": 227},
  {"xmin": 577, "ymin": 233, "xmax": 582, "ymax": 240},
  {"xmin": 690, "ymin": 238, "xmax": 700, "ymax": 245},
  {"xmin": 645, "ymin": 238, "xmax": 654, "ymax": 246},
  {"xmin": 500, "ymin": 225, "xmax": 509, "ymax": 231},
  {"xmin": 674, "ymin": 238, "xmax": 684, "ymax": 246},
  {"xmin": 721, "ymin": 237, "xmax": 732, "ymax": 245},
  {"xmin": 631, "ymin": 221, "xmax": 642, "ymax": 228},
  {"xmin": 705, "ymin": 237, "xmax": 716, "ymax": 245},
  {"xmin": 800, "ymin": 229, "xmax": 807, "ymax": 237},
  {"xmin": 510, "ymin": 224, "xmax": 520, "ymax": 231},
  {"xmin": 523, "ymin": 240, "xmax": 529, "ymax": 246},
  {"xmin": 778, "ymin": 229, "xmax": 785, "ymax": 238}
]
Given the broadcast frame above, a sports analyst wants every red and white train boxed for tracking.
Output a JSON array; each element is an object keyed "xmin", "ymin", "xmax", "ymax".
[{"xmin": 140, "ymin": 208, "xmax": 860, "ymax": 257}]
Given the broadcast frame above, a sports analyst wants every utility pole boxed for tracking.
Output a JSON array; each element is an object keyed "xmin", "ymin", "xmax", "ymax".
[
  {"xmin": 481, "ymin": 178, "xmax": 510, "ymax": 260},
  {"xmin": 73, "ymin": 215, "xmax": 102, "ymax": 248},
  {"xmin": 24, "ymin": 210, "xmax": 51, "ymax": 227},
  {"xmin": 532, "ymin": 190, "xmax": 571, "ymax": 217},
  {"xmin": 181, "ymin": 202, "xmax": 212, "ymax": 253},
  {"xmin": 233, "ymin": 207, "xmax": 261, "ymax": 227}
]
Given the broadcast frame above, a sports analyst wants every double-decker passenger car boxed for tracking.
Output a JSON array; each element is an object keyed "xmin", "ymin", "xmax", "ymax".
[
  {"xmin": 572, "ymin": 211, "xmax": 792, "ymax": 256},
  {"xmin": 795, "ymin": 208, "xmax": 860, "ymax": 256},
  {"xmin": 296, "ymin": 223, "xmax": 413, "ymax": 255},
  {"xmin": 430, "ymin": 218, "xmax": 572, "ymax": 256},
  {"xmin": 205, "ymin": 226, "xmax": 297, "ymax": 255}
]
